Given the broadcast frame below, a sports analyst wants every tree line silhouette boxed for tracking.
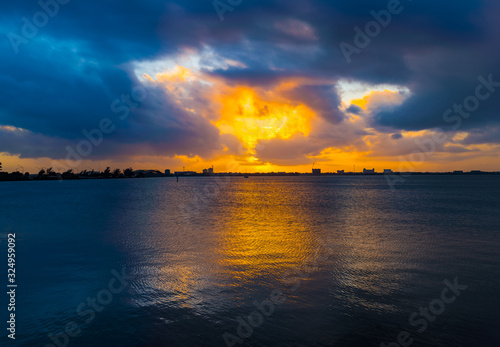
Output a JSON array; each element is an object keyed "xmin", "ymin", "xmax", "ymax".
[{"xmin": 0, "ymin": 162, "xmax": 138, "ymax": 181}]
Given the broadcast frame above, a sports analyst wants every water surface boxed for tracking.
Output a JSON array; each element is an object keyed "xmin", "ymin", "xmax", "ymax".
[{"xmin": 1, "ymin": 176, "xmax": 499, "ymax": 346}]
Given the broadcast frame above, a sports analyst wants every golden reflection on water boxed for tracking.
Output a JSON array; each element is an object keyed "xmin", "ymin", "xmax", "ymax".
[
  {"xmin": 123, "ymin": 178, "xmax": 328, "ymax": 310},
  {"xmin": 213, "ymin": 179, "xmax": 319, "ymax": 283},
  {"xmin": 120, "ymin": 177, "xmax": 425, "ymax": 314}
]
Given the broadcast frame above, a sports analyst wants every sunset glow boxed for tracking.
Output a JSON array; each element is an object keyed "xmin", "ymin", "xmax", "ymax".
[{"xmin": 214, "ymin": 87, "xmax": 315, "ymax": 152}]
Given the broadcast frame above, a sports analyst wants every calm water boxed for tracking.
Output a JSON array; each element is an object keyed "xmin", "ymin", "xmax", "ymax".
[{"xmin": 1, "ymin": 176, "xmax": 499, "ymax": 346}]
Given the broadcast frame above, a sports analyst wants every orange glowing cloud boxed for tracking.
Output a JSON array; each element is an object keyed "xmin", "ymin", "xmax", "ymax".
[
  {"xmin": 154, "ymin": 65, "xmax": 194, "ymax": 83},
  {"xmin": 350, "ymin": 89, "xmax": 407, "ymax": 111},
  {"xmin": 142, "ymin": 65, "xmax": 196, "ymax": 95},
  {"xmin": 139, "ymin": 65, "xmax": 317, "ymax": 164},
  {"xmin": 133, "ymin": 61, "xmax": 500, "ymax": 173},
  {"xmin": 213, "ymin": 87, "xmax": 315, "ymax": 152}
]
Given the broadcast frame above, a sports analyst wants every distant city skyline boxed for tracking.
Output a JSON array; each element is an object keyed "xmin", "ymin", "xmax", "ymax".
[
  {"xmin": 1, "ymin": 160, "xmax": 496, "ymax": 180},
  {"xmin": 0, "ymin": 157, "xmax": 498, "ymax": 175}
]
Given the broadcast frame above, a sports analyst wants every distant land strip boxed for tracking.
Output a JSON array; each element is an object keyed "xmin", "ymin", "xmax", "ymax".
[{"xmin": 0, "ymin": 168, "xmax": 499, "ymax": 182}]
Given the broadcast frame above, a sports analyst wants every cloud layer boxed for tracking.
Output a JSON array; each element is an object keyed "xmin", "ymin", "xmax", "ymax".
[{"xmin": 1, "ymin": 0, "xmax": 499, "ymax": 171}]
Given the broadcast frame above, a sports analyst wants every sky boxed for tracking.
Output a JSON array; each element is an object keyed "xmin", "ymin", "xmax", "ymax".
[{"xmin": 1, "ymin": 0, "xmax": 499, "ymax": 173}]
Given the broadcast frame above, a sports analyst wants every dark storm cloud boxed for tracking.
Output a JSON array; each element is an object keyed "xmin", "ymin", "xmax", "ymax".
[
  {"xmin": 0, "ymin": 0, "xmax": 499, "ymax": 160},
  {"xmin": 462, "ymin": 126, "xmax": 500, "ymax": 145},
  {"xmin": 347, "ymin": 104, "xmax": 363, "ymax": 115},
  {"xmin": 279, "ymin": 85, "xmax": 344, "ymax": 124}
]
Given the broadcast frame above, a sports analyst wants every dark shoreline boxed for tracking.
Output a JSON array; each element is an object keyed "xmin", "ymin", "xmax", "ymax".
[{"xmin": 1, "ymin": 171, "xmax": 499, "ymax": 182}]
